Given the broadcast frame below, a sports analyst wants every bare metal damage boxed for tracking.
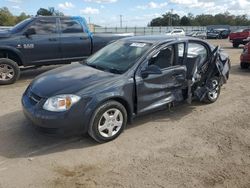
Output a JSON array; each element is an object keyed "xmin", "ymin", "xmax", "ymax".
[
  {"xmin": 191, "ymin": 46, "xmax": 230, "ymax": 102},
  {"xmin": 136, "ymin": 44, "xmax": 230, "ymax": 114}
]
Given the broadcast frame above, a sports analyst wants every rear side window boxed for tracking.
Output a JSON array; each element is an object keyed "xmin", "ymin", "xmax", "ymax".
[
  {"xmin": 188, "ymin": 42, "xmax": 208, "ymax": 66},
  {"xmin": 29, "ymin": 18, "xmax": 57, "ymax": 34},
  {"xmin": 178, "ymin": 43, "xmax": 185, "ymax": 57},
  {"xmin": 60, "ymin": 19, "xmax": 83, "ymax": 33},
  {"xmin": 177, "ymin": 43, "xmax": 185, "ymax": 65}
]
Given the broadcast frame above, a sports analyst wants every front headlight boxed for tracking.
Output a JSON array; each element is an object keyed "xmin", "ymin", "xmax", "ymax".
[{"xmin": 43, "ymin": 95, "xmax": 81, "ymax": 112}]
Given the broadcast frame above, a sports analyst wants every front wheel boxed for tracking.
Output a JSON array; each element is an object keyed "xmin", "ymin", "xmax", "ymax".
[
  {"xmin": 203, "ymin": 77, "xmax": 221, "ymax": 104},
  {"xmin": 217, "ymin": 35, "xmax": 222, "ymax": 39},
  {"xmin": 241, "ymin": 62, "xmax": 250, "ymax": 69},
  {"xmin": 0, "ymin": 58, "xmax": 20, "ymax": 85},
  {"xmin": 88, "ymin": 101, "xmax": 127, "ymax": 143}
]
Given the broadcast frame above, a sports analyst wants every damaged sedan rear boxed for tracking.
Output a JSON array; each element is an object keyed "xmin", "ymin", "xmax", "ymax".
[{"xmin": 22, "ymin": 36, "xmax": 230, "ymax": 143}]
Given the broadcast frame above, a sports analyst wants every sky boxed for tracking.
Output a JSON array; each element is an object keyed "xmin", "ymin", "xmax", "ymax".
[{"xmin": 2, "ymin": 0, "xmax": 250, "ymax": 27}]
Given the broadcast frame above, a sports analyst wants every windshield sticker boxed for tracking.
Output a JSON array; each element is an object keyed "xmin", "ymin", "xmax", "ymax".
[{"xmin": 130, "ymin": 43, "xmax": 147, "ymax": 48}]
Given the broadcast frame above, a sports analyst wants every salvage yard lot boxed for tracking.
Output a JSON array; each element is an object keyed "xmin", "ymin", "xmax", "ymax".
[{"xmin": 0, "ymin": 39, "xmax": 249, "ymax": 188}]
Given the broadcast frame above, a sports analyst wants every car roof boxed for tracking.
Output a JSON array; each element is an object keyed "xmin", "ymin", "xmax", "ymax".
[
  {"xmin": 120, "ymin": 35, "xmax": 214, "ymax": 51},
  {"xmin": 120, "ymin": 35, "xmax": 199, "ymax": 45}
]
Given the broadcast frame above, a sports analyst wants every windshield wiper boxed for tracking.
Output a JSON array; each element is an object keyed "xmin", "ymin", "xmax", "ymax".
[
  {"xmin": 87, "ymin": 63, "xmax": 122, "ymax": 74},
  {"xmin": 107, "ymin": 68, "xmax": 123, "ymax": 74},
  {"xmin": 86, "ymin": 63, "xmax": 106, "ymax": 71}
]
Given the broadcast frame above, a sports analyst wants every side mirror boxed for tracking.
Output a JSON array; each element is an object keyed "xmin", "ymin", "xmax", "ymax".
[
  {"xmin": 141, "ymin": 65, "xmax": 162, "ymax": 78},
  {"xmin": 24, "ymin": 28, "xmax": 36, "ymax": 37}
]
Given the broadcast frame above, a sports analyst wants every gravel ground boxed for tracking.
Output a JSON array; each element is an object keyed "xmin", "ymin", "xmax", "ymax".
[{"xmin": 0, "ymin": 39, "xmax": 249, "ymax": 188}]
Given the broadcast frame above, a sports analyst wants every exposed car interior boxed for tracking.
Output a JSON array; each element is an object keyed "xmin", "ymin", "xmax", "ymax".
[{"xmin": 149, "ymin": 46, "xmax": 174, "ymax": 69}]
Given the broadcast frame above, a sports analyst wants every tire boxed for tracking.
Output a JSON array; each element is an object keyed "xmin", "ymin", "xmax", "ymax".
[
  {"xmin": 88, "ymin": 100, "xmax": 127, "ymax": 143},
  {"xmin": 241, "ymin": 62, "xmax": 250, "ymax": 69},
  {"xmin": 217, "ymin": 35, "xmax": 222, "ymax": 39},
  {"xmin": 203, "ymin": 77, "xmax": 221, "ymax": 104},
  {"xmin": 233, "ymin": 43, "xmax": 239, "ymax": 48},
  {"xmin": 0, "ymin": 58, "xmax": 20, "ymax": 85}
]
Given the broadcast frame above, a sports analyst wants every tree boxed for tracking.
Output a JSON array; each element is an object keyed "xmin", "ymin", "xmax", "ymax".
[
  {"xmin": 0, "ymin": 7, "xmax": 15, "ymax": 26},
  {"xmin": 16, "ymin": 12, "xmax": 30, "ymax": 23},
  {"xmin": 150, "ymin": 12, "xmax": 180, "ymax": 26},
  {"xmin": 36, "ymin": 7, "xmax": 64, "ymax": 16},
  {"xmin": 180, "ymin": 16, "xmax": 191, "ymax": 26},
  {"xmin": 150, "ymin": 17, "xmax": 164, "ymax": 26},
  {"xmin": 149, "ymin": 12, "xmax": 250, "ymax": 26}
]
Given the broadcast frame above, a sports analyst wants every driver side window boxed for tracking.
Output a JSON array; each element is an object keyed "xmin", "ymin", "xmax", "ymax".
[
  {"xmin": 149, "ymin": 46, "xmax": 174, "ymax": 70},
  {"xmin": 28, "ymin": 18, "xmax": 57, "ymax": 35}
]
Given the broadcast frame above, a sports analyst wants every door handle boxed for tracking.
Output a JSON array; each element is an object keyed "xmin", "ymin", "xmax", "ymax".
[
  {"xmin": 80, "ymin": 37, "xmax": 88, "ymax": 40},
  {"xmin": 49, "ymin": 38, "xmax": 57, "ymax": 41}
]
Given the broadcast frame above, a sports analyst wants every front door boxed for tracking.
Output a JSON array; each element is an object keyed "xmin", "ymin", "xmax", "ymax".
[
  {"xmin": 19, "ymin": 17, "xmax": 60, "ymax": 65},
  {"xmin": 135, "ymin": 44, "xmax": 187, "ymax": 114}
]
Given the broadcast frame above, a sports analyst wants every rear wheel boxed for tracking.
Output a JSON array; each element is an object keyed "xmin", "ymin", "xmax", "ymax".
[
  {"xmin": 203, "ymin": 77, "xmax": 221, "ymax": 104},
  {"xmin": 233, "ymin": 43, "xmax": 239, "ymax": 48},
  {"xmin": 241, "ymin": 62, "xmax": 250, "ymax": 69},
  {"xmin": 0, "ymin": 58, "xmax": 20, "ymax": 85},
  {"xmin": 88, "ymin": 101, "xmax": 127, "ymax": 143}
]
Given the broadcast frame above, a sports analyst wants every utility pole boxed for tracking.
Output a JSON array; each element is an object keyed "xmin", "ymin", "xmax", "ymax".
[
  {"xmin": 120, "ymin": 15, "xmax": 122, "ymax": 28},
  {"xmin": 169, "ymin": 9, "xmax": 173, "ymax": 26},
  {"xmin": 88, "ymin": 17, "xmax": 91, "ymax": 25}
]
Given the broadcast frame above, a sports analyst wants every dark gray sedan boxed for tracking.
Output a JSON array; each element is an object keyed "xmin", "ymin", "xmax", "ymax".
[{"xmin": 22, "ymin": 36, "xmax": 230, "ymax": 143}]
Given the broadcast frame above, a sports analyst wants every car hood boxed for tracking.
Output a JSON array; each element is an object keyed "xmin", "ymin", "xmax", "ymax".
[
  {"xmin": 30, "ymin": 63, "xmax": 118, "ymax": 98},
  {"xmin": 0, "ymin": 30, "xmax": 11, "ymax": 38}
]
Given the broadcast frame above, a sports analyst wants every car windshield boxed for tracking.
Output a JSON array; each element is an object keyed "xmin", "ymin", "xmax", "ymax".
[
  {"xmin": 11, "ymin": 18, "xmax": 33, "ymax": 33},
  {"xmin": 234, "ymin": 29, "xmax": 244, "ymax": 33},
  {"xmin": 188, "ymin": 31, "xmax": 195, "ymax": 35},
  {"xmin": 86, "ymin": 41, "xmax": 152, "ymax": 74}
]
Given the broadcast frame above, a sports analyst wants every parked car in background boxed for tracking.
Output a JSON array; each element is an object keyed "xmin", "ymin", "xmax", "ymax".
[
  {"xmin": 0, "ymin": 26, "xmax": 12, "ymax": 31},
  {"xmin": 22, "ymin": 36, "xmax": 230, "ymax": 143},
  {"xmin": 0, "ymin": 16, "xmax": 133, "ymax": 85},
  {"xmin": 240, "ymin": 42, "xmax": 250, "ymax": 69},
  {"xmin": 229, "ymin": 28, "xmax": 250, "ymax": 48},
  {"xmin": 186, "ymin": 30, "xmax": 207, "ymax": 39},
  {"xmin": 165, "ymin": 29, "xmax": 185, "ymax": 36},
  {"xmin": 207, "ymin": 28, "xmax": 230, "ymax": 39}
]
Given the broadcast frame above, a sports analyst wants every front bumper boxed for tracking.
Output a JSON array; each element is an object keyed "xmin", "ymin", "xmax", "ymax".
[
  {"xmin": 230, "ymin": 38, "xmax": 248, "ymax": 44},
  {"xmin": 22, "ymin": 90, "xmax": 88, "ymax": 135}
]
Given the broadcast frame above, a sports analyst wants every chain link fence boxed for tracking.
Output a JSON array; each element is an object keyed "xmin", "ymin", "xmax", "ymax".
[
  {"xmin": 0, "ymin": 26, "xmax": 12, "ymax": 30},
  {"xmin": 92, "ymin": 26, "xmax": 250, "ymax": 35},
  {"xmin": 2, "ymin": 25, "xmax": 250, "ymax": 35}
]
